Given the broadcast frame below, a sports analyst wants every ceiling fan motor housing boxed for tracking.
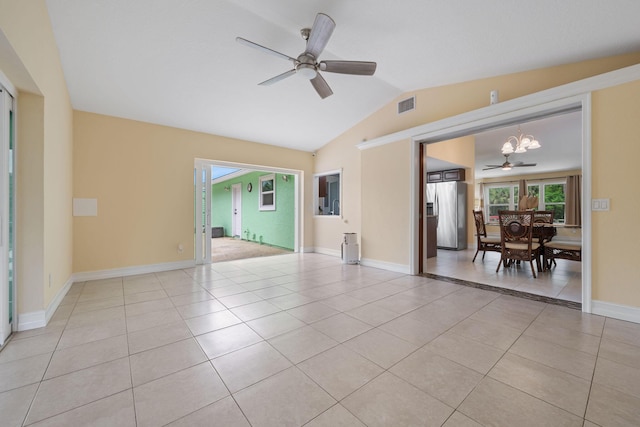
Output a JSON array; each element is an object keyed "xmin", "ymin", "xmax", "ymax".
[{"xmin": 296, "ymin": 54, "xmax": 318, "ymax": 79}]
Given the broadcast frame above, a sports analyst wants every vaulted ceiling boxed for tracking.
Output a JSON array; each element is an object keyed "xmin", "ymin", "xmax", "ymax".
[{"xmin": 45, "ymin": 0, "xmax": 640, "ymax": 152}]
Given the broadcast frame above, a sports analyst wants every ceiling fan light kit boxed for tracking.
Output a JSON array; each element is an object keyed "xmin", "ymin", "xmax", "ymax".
[{"xmin": 236, "ymin": 13, "xmax": 377, "ymax": 99}]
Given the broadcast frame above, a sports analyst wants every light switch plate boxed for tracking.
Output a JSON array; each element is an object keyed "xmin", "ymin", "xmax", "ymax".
[{"xmin": 592, "ymin": 198, "xmax": 610, "ymax": 211}]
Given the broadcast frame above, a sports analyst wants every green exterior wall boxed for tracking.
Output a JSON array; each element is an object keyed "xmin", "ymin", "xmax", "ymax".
[{"xmin": 211, "ymin": 172, "xmax": 295, "ymax": 250}]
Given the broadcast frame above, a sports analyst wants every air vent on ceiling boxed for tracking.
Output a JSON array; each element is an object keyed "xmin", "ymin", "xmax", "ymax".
[{"xmin": 397, "ymin": 96, "xmax": 415, "ymax": 114}]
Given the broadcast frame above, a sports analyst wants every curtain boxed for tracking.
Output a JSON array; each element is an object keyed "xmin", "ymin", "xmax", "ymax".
[
  {"xmin": 478, "ymin": 182, "xmax": 484, "ymax": 209},
  {"xmin": 566, "ymin": 175, "xmax": 582, "ymax": 226}
]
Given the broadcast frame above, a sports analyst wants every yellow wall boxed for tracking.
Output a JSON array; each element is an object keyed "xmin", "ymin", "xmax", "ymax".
[
  {"xmin": 73, "ymin": 112, "xmax": 314, "ymax": 272},
  {"xmin": 591, "ymin": 80, "xmax": 640, "ymax": 306},
  {"xmin": 361, "ymin": 140, "xmax": 411, "ymax": 265},
  {"xmin": 426, "ymin": 136, "xmax": 476, "ymax": 245},
  {"xmin": 1, "ymin": 0, "xmax": 74, "ymax": 313},
  {"xmin": 316, "ymin": 52, "xmax": 640, "ymax": 271}
]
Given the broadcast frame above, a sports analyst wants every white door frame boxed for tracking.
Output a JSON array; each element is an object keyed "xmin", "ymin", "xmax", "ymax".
[
  {"xmin": 231, "ymin": 183, "xmax": 242, "ymax": 237},
  {"xmin": 194, "ymin": 158, "xmax": 303, "ymax": 265},
  {"xmin": 408, "ymin": 93, "xmax": 592, "ymax": 312},
  {"xmin": 0, "ymin": 80, "xmax": 16, "ymax": 346},
  {"xmin": 194, "ymin": 161, "xmax": 211, "ymax": 264}
]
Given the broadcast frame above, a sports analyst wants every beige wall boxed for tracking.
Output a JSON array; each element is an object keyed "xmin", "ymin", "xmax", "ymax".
[
  {"xmin": 73, "ymin": 112, "xmax": 314, "ymax": 273},
  {"xmin": 1, "ymin": 0, "xmax": 74, "ymax": 313},
  {"xmin": 316, "ymin": 52, "xmax": 640, "ymax": 265},
  {"xmin": 591, "ymin": 80, "xmax": 640, "ymax": 306},
  {"xmin": 426, "ymin": 136, "xmax": 476, "ymax": 245},
  {"xmin": 361, "ymin": 140, "xmax": 411, "ymax": 265},
  {"xmin": 316, "ymin": 52, "xmax": 640, "ymax": 311}
]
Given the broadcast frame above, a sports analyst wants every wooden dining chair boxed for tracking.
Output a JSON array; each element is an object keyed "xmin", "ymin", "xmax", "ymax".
[
  {"xmin": 472, "ymin": 210, "xmax": 501, "ymax": 262},
  {"xmin": 496, "ymin": 210, "xmax": 541, "ymax": 278}
]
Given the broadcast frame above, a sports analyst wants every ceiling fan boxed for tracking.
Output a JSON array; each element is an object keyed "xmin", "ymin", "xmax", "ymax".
[
  {"xmin": 236, "ymin": 13, "xmax": 377, "ymax": 99},
  {"xmin": 483, "ymin": 154, "xmax": 537, "ymax": 171}
]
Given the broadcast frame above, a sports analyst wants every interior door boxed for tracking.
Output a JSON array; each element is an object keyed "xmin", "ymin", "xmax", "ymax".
[
  {"xmin": 0, "ymin": 87, "xmax": 15, "ymax": 345},
  {"xmin": 231, "ymin": 183, "xmax": 242, "ymax": 237}
]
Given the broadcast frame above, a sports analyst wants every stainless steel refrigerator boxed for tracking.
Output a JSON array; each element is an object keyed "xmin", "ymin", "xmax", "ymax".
[{"xmin": 426, "ymin": 181, "xmax": 467, "ymax": 250}]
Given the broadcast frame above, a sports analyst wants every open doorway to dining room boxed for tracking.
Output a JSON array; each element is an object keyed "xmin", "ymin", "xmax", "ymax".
[
  {"xmin": 418, "ymin": 103, "xmax": 586, "ymax": 308},
  {"xmin": 195, "ymin": 159, "xmax": 301, "ymax": 265}
]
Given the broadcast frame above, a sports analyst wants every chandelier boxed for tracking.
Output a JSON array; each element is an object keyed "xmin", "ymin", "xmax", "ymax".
[{"xmin": 501, "ymin": 126, "xmax": 541, "ymax": 155}]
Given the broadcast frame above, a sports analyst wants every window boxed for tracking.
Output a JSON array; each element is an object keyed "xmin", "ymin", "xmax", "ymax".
[
  {"xmin": 487, "ymin": 186, "xmax": 516, "ymax": 222},
  {"xmin": 543, "ymin": 182, "xmax": 566, "ymax": 223},
  {"xmin": 484, "ymin": 180, "xmax": 566, "ymax": 224},
  {"xmin": 259, "ymin": 174, "xmax": 275, "ymax": 211},
  {"xmin": 314, "ymin": 170, "xmax": 341, "ymax": 216}
]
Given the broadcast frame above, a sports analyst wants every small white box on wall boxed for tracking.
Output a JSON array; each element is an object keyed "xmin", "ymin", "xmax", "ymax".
[{"xmin": 73, "ymin": 198, "xmax": 98, "ymax": 216}]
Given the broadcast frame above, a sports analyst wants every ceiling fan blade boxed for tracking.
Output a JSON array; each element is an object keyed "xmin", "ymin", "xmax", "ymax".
[
  {"xmin": 514, "ymin": 163, "xmax": 537, "ymax": 167},
  {"xmin": 305, "ymin": 13, "xmax": 335, "ymax": 58},
  {"xmin": 236, "ymin": 37, "xmax": 296, "ymax": 62},
  {"xmin": 310, "ymin": 73, "xmax": 333, "ymax": 99},
  {"xmin": 319, "ymin": 60, "xmax": 377, "ymax": 76},
  {"xmin": 482, "ymin": 166, "xmax": 502, "ymax": 171},
  {"xmin": 259, "ymin": 69, "xmax": 296, "ymax": 86}
]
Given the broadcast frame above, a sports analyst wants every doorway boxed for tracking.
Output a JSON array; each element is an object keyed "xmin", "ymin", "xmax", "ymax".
[
  {"xmin": 0, "ymin": 85, "xmax": 16, "ymax": 346},
  {"xmin": 195, "ymin": 159, "xmax": 302, "ymax": 265},
  {"xmin": 421, "ymin": 110, "xmax": 583, "ymax": 305},
  {"xmin": 412, "ymin": 93, "xmax": 591, "ymax": 311}
]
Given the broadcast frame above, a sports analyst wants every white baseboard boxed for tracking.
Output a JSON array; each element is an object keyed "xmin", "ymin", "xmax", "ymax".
[
  {"xmin": 16, "ymin": 260, "xmax": 197, "ymax": 331},
  {"xmin": 73, "ymin": 260, "xmax": 196, "ymax": 282},
  {"xmin": 313, "ymin": 247, "xmax": 341, "ymax": 258},
  {"xmin": 360, "ymin": 258, "xmax": 411, "ymax": 274},
  {"xmin": 46, "ymin": 276, "xmax": 74, "ymax": 323},
  {"xmin": 300, "ymin": 246, "xmax": 316, "ymax": 253},
  {"xmin": 592, "ymin": 300, "xmax": 640, "ymax": 324},
  {"xmin": 17, "ymin": 311, "xmax": 46, "ymax": 331},
  {"xmin": 17, "ymin": 275, "xmax": 74, "ymax": 331}
]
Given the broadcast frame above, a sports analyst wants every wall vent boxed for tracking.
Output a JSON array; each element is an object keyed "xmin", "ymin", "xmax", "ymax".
[{"xmin": 397, "ymin": 96, "xmax": 416, "ymax": 114}]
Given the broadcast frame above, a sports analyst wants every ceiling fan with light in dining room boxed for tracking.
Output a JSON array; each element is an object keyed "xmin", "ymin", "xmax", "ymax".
[
  {"xmin": 483, "ymin": 154, "xmax": 537, "ymax": 171},
  {"xmin": 235, "ymin": 12, "xmax": 377, "ymax": 99}
]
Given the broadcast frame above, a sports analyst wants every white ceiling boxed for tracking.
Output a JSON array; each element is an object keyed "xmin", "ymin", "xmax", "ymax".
[{"xmin": 44, "ymin": 0, "xmax": 640, "ymax": 152}]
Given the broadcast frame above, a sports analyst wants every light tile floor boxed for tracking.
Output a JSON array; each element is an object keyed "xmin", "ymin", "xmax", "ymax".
[
  {"xmin": 1, "ymin": 253, "xmax": 639, "ymax": 426},
  {"xmin": 426, "ymin": 248, "xmax": 583, "ymax": 303}
]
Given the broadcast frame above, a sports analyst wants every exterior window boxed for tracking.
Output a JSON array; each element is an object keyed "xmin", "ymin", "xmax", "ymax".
[
  {"xmin": 484, "ymin": 180, "xmax": 566, "ymax": 224},
  {"xmin": 314, "ymin": 170, "xmax": 341, "ymax": 216},
  {"xmin": 259, "ymin": 174, "xmax": 275, "ymax": 211},
  {"xmin": 543, "ymin": 183, "xmax": 566, "ymax": 223},
  {"xmin": 487, "ymin": 186, "xmax": 515, "ymax": 222}
]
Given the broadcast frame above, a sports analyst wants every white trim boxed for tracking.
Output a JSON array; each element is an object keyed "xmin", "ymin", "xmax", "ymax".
[
  {"xmin": 45, "ymin": 276, "xmax": 73, "ymax": 323},
  {"xmin": 407, "ymin": 93, "xmax": 593, "ymax": 313},
  {"xmin": 366, "ymin": 62, "xmax": 640, "ymax": 316},
  {"xmin": 17, "ymin": 311, "xmax": 46, "ymax": 331},
  {"xmin": 592, "ymin": 300, "xmax": 640, "ymax": 324},
  {"xmin": 360, "ymin": 258, "xmax": 411, "ymax": 274},
  {"xmin": 258, "ymin": 173, "xmax": 276, "ymax": 211},
  {"xmin": 17, "ymin": 260, "xmax": 196, "ymax": 331},
  {"xmin": 72, "ymin": 260, "xmax": 196, "ymax": 282},
  {"xmin": 313, "ymin": 247, "xmax": 341, "ymax": 258},
  {"xmin": 580, "ymin": 94, "xmax": 592, "ymax": 313},
  {"xmin": 357, "ymin": 63, "xmax": 640, "ymax": 151},
  {"xmin": 300, "ymin": 246, "xmax": 315, "ymax": 253},
  {"xmin": 196, "ymin": 159, "xmax": 302, "ymax": 255},
  {"xmin": 313, "ymin": 169, "xmax": 343, "ymax": 218},
  {"xmin": 0, "ymin": 70, "xmax": 17, "ymax": 98}
]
